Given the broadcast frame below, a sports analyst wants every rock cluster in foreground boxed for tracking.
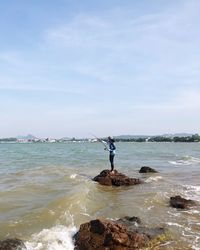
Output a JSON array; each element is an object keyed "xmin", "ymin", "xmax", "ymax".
[
  {"xmin": 0, "ymin": 238, "xmax": 26, "ymax": 250},
  {"xmin": 74, "ymin": 217, "xmax": 167, "ymax": 250},
  {"xmin": 93, "ymin": 169, "xmax": 142, "ymax": 186},
  {"xmin": 170, "ymin": 195, "xmax": 196, "ymax": 209}
]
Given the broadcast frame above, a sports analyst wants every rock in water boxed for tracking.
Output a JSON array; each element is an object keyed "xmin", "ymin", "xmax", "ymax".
[
  {"xmin": 93, "ymin": 169, "xmax": 142, "ymax": 186},
  {"xmin": 0, "ymin": 239, "xmax": 26, "ymax": 250},
  {"xmin": 170, "ymin": 195, "xmax": 196, "ymax": 209},
  {"xmin": 74, "ymin": 218, "xmax": 167, "ymax": 250},
  {"xmin": 74, "ymin": 219, "xmax": 149, "ymax": 250},
  {"xmin": 117, "ymin": 216, "xmax": 166, "ymax": 241},
  {"xmin": 139, "ymin": 166, "xmax": 158, "ymax": 173}
]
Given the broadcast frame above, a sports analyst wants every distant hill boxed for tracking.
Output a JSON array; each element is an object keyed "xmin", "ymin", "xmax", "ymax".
[
  {"xmin": 16, "ymin": 134, "xmax": 37, "ymax": 139},
  {"xmin": 60, "ymin": 137, "xmax": 72, "ymax": 140},
  {"xmin": 114, "ymin": 135, "xmax": 150, "ymax": 139},
  {"xmin": 8, "ymin": 133, "xmax": 196, "ymax": 141},
  {"xmin": 114, "ymin": 133, "xmax": 194, "ymax": 139},
  {"xmin": 161, "ymin": 133, "xmax": 193, "ymax": 137}
]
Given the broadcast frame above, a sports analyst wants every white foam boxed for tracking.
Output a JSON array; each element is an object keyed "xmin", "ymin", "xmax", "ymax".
[
  {"xmin": 147, "ymin": 205, "xmax": 154, "ymax": 210},
  {"xmin": 183, "ymin": 185, "xmax": 200, "ymax": 202},
  {"xmin": 70, "ymin": 174, "xmax": 77, "ymax": 179},
  {"xmin": 168, "ymin": 160, "xmax": 191, "ymax": 166},
  {"xmin": 167, "ymin": 222, "xmax": 184, "ymax": 228},
  {"xmin": 184, "ymin": 185, "xmax": 200, "ymax": 192},
  {"xmin": 189, "ymin": 156, "xmax": 200, "ymax": 163},
  {"xmin": 167, "ymin": 211, "xmax": 181, "ymax": 217},
  {"xmin": 145, "ymin": 176, "xmax": 163, "ymax": 183},
  {"xmin": 25, "ymin": 225, "xmax": 77, "ymax": 250},
  {"xmin": 191, "ymin": 236, "xmax": 200, "ymax": 250},
  {"xmin": 80, "ymin": 212, "xmax": 90, "ymax": 217},
  {"xmin": 192, "ymin": 246, "xmax": 200, "ymax": 250},
  {"xmin": 169, "ymin": 156, "xmax": 200, "ymax": 166},
  {"xmin": 184, "ymin": 210, "xmax": 200, "ymax": 215}
]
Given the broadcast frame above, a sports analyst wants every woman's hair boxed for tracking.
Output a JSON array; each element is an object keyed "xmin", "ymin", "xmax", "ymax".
[{"xmin": 108, "ymin": 136, "xmax": 115, "ymax": 142}]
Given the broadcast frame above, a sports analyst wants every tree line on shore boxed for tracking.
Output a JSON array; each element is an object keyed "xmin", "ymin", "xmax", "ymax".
[
  {"xmin": 0, "ymin": 134, "xmax": 200, "ymax": 143},
  {"xmin": 114, "ymin": 134, "xmax": 200, "ymax": 142}
]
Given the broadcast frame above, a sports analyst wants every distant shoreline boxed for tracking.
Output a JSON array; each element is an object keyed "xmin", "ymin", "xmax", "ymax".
[{"xmin": 0, "ymin": 133, "xmax": 200, "ymax": 143}]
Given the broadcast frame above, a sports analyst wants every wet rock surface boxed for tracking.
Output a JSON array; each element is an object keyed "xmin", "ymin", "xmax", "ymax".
[
  {"xmin": 93, "ymin": 169, "xmax": 142, "ymax": 186},
  {"xmin": 170, "ymin": 195, "xmax": 196, "ymax": 209},
  {"xmin": 139, "ymin": 166, "xmax": 158, "ymax": 173},
  {"xmin": 74, "ymin": 219, "xmax": 148, "ymax": 250},
  {"xmin": 0, "ymin": 239, "xmax": 26, "ymax": 250},
  {"xmin": 74, "ymin": 217, "xmax": 167, "ymax": 250}
]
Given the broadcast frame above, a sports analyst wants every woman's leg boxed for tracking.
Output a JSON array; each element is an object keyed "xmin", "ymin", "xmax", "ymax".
[{"xmin": 109, "ymin": 154, "xmax": 114, "ymax": 171}]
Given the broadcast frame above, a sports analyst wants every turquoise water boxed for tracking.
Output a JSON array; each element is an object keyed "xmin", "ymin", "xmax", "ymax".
[{"xmin": 0, "ymin": 142, "xmax": 200, "ymax": 249}]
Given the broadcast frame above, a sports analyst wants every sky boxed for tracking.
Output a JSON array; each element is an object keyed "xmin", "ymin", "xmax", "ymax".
[{"xmin": 0, "ymin": 0, "xmax": 200, "ymax": 138}]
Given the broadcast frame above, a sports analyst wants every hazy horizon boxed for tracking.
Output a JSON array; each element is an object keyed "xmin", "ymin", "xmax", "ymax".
[
  {"xmin": 0, "ymin": 132, "xmax": 197, "ymax": 140},
  {"xmin": 1, "ymin": 0, "xmax": 200, "ymax": 138}
]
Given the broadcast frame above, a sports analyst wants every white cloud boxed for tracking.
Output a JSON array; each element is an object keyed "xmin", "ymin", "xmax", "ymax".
[{"xmin": 44, "ymin": 1, "xmax": 200, "ymax": 91}]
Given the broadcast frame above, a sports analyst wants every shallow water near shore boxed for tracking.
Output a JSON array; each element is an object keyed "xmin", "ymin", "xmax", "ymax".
[{"xmin": 0, "ymin": 142, "xmax": 200, "ymax": 249}]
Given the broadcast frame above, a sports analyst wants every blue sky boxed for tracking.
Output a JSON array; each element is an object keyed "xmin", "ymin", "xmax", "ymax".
[{"xmin": 0, "ymin": 0, "xmax": 200, "ymax": 138}]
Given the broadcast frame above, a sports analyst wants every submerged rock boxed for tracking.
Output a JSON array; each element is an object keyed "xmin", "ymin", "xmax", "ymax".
[
  {"xmin": 74, "ymin": 217, "xmax": 168, "ymax": 250},
  {"xmin": 93, "ymin": 169, "xmax": 142, "ymax": 186},
  {"xmin": 117, "ymin": 216, "xmax": 142, "ymax": 226},
  {"xmin": 139, "ymin": 166, "xmax": 158, "ymax": 173},
  {"xmin": 170, "ymin": 195, "xmax": 196, "ymax": 209},
  {"xmin": 0, "ymin": 239, "xmax": 26, "ymax": 250},
  {"xmin": 117, "ymin": 216, "xmax": 166, "ymax": 240}
]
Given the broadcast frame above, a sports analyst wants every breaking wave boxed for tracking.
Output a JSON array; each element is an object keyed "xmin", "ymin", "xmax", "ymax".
[
  {"xmin": 169, "ymin": 155, "xmax": 200, "ymax": 166},
  {"xmin": 183, "ymin": 185, "xmax": 200, "ymax": 202},
  {"xmin": 145, "ymin": 176, "xmax": 163, "ymax": 183},
  {"xmin": 25, "ymin": 225, "xmax": 77, "ymax": 250}
]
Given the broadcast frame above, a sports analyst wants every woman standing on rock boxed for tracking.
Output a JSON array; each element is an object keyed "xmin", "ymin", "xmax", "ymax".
[{"xmin": 106, "ymin": 136, "xmax": 116, "ymax": 172}]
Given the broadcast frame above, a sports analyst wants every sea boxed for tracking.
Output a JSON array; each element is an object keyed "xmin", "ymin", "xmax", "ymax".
[{"xmin": 0, "ymin": 142, "xmax": 199, "ymax": 250}]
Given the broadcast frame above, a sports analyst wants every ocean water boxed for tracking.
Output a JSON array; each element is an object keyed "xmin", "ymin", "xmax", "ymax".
[{"xmin": 0, "ymin": 142, "xmax": 199, "ymax": 250}]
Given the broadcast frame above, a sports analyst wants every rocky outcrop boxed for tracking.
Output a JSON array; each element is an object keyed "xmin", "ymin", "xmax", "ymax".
[
  {"xmin": 0, "ymin": 239, "xmax": 26, "ymax": 250},
  {"xmin": 170, "ymin": 195, "xmax": 196, "ymax": 209},
  {"xmin": 93, "ymin": 170, "xmax": 142, "ymax": 186},
  {"xmin": 74, "ymin": 219, "xmax": 148, "ymax": 250},
  {"xmin": 139, "ymin": 166, "xmax": 158, "ymax": 173},
  {"xmin": 74, "ymin": 217, "xmax": 167, "ymax": 250}
]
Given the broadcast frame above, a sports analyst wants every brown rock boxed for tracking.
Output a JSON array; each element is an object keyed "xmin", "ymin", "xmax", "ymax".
[
  {"xmin": 93, "ymin": 170, "xmax": 142, "ymax": 186},
  {"xmin": 170, "ymin": 195, "xmax": 196, "ymax": 209},
  {"xmin": 74, "ymin": 217, "xmax": 168, "ymax": 250},
  {"xmin": 74, "ymin": 219, "xmax": 149, "ymax": 250},
  {"xmin": 0, "ymin": 239, "xmax": 26, "ymax": 250}
]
